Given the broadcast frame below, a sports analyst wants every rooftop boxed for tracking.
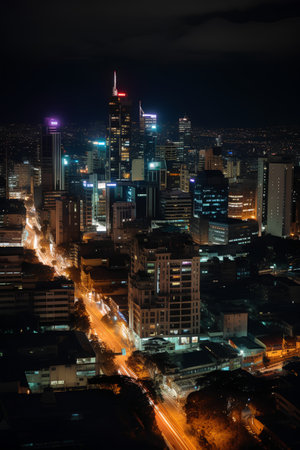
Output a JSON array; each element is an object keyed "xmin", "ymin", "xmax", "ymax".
[{"xmin": 0, "ymin": 331, "xmax": 95, "ymax": 370}]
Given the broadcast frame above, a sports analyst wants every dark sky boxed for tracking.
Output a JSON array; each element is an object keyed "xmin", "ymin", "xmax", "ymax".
[{"xmin": 1, "ymin": 0, "xmax": 300, "ymax": 127}]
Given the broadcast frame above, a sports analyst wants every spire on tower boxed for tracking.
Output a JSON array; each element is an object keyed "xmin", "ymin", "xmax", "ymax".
[
  {"xmin": 139, "ymin": 100, "xmax": 144, "ymax": 118},
  {"xmin": 113, "ymin": 70, "xmax": 118, "ymax": 96}
]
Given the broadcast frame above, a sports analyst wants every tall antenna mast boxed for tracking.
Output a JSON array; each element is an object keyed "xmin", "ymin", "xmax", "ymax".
[
  {"xmin": 113, "ymin": 70, "xmax": 118, "ymax": 96},
  {"xmin": 139, "ymin": 100, "xmax": 144, "ymax": 118}
]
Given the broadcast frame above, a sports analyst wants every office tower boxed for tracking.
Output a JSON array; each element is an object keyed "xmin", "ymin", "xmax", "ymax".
[
  {"xmin": 112, "ymin": 202, "xmax": 136, "ymax": 230},
  {"xmin": 105, "ymin": 180, "xmax": 159, "ymax": 234},
  {"xmin": 147, "ymin": 160, "xmax": 167, "ymax": 190},
  {"xmin": 40, "ymin": 118, "xmax": 63, "ymax": 192},
  {"xmin": 228, "ymin": 180, "xmax": 256, "ymax": 220},
  {"xmin": 180, "ymin": 164, "xmax": 192, "ymax": 193},
  {"xmin": 80, "ymin": 183, "xmax": 93, "ymax": 232},
  {"xmin": 55, "ymin": 196, "xmax": 80, "ymax": 245},
  {"xmin": 157, "ymin": 141, "xmax": 180, "ymax": 161},
  {"xmin": 204, "ymin": 148, "xmax": 223, "ymax": 172},
  {"xmin": 266, "ymin": 162, "xmax": 293, "ymax": 237},
  {"xmin": 257, "ymin": 158, "xmax": 269, "ymax": 236},
  {"xmin": 198, "ymin": 149, "xmax": 206, "ymax": 172},
  {"xmin": 139, "ymin": 102, "xmax": 157, "ymax": 167},
  {"xmin": 0, "ymin": 199, "xmax": 26, "ymax": 247},
  {"xmin": 132, "ymin": 159, "xmax": 144, "ymax": 181},
  {"xmin": 160, "ymin": 190, "xmax": 192, "ymax": 229},
  {"xmin": 223, "ymin": 158, "xmax": 241, "ymax": 180},
  {"xmin": 208, "ymin": 218, "xmax": 258, "ymax": 245},
  {"xmin": 291, "ymin": 166, "xmax": 300, "ymax": 237},
  {"xmin": 178, "ymin": 116, "xmax": 191, "ymax": 162},
  {"xmin": 193, "ymin": 170, "xmax": 228, "ymax": 219},
  {"xmin": 129, "ymin": 232, "xmax": 201, "ymax": 348},
  {"xmin": 107, "ymin": 72, "xmax": 131, "ymax": 181},
  {"xmin": 87, "ymin": 140, "xmax": 106, "ymax": 174},
  {"xmin": 86, "ymin": 174, "xmax": 106, "ymax": 229}
]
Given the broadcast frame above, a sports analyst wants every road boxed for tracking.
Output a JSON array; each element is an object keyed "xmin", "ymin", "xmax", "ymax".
[
  {"xmin": 82, "ymin": 290, "xmax": 198, "ymax": 450},
  {"xmin": 24, "ymin": 206, "xmax": 199, "ymax": 450}
]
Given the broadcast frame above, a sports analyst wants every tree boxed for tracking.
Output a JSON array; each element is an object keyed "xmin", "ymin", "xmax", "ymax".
[
  {"xmin": 22, "ymin": 261, "xmax": 55, "ymax": 281},
  {"xmin": 64, "ymin": 266, "xmax": 81, "ymax": 284},
  {"xmin": 70, "ymin": 298, "xmax": 90, "ymax": 333},
  {"xmin": 90, "ymin": 335, "xmax": 117, "ymax": 375}
]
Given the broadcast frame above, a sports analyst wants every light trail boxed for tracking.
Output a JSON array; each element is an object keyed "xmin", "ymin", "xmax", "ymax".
[{"xmin": 24, "ymin": 203, "xmax": 199, "ymax": 450}]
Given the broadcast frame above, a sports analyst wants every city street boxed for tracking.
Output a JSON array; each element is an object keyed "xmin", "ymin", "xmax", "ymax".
[{"xmin": 25, "ymin": 210, "xmax": 199, "ymax": 450}]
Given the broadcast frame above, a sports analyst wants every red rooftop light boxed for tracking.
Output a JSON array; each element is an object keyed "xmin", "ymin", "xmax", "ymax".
[{"xmin": 118, "ymin": 92, "xmax": 127, "ymax": 97}]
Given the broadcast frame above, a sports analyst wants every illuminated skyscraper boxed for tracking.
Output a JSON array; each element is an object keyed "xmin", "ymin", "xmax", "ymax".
[
  {"xmin": 139, "ymin": 102, "xmax": 157, "ymax": 178},
  {"xmin": 41, "ymin": 118, "xmax": 63, "ymax": 191},
  {"xmin": 267, "ymin": 162, "xmax": 293, "ymax": 237},
  {"xmin": 193, "ymin": 170, "xmax": 228, "ymax": 219},
  {"xmin": 107, "ymin": 72, "xmax": 131, "ymax": 181},
  {"xmin": 178, "ymin": 116, "xmax": 191, "ymax": 162},
  {"xmin": 257, "ymin": 158, "xmax": 269, "ymax": 235}
]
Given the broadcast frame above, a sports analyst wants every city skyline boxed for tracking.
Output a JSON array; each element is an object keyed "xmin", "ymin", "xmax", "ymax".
[{"xmin": 1, "ymin": 2, "xmax": 300, "ymax": 449}]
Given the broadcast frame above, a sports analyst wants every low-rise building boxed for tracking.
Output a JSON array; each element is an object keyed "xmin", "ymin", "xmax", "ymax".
[
  {"xmin": 165, "ymin": 341, "xmax": 241, "ymax": 394},
  {"xmin": 228, "ymin": 336, "xmax": 265, "ymax": 367},
  {"xmin": 0, "ymin": 331, "xmax": 96, "ymax": 393}
]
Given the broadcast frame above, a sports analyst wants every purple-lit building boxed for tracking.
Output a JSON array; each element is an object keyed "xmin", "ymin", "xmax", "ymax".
[{"xmin": 40, "ymin": 118, "xmax": 63, "ymax": 192}]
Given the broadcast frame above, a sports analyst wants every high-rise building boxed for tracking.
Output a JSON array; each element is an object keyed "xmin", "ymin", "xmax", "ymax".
[
  {"xmin": 208, "ymin": 218, "xmax": 258, "ymax": 245},
  {"xmin": 139, "ymin": 102, "xmax": 157, "ymax": 169},
  {"xmin": 129, "ymin": 231, "xmax": 201, "ymax": 348},
  {"xmin": 257, "ymin": 158, "xmax": 269, "ymax": 236},
  {"xmin": 223, "ymin": 158, "xmax": 241, "ymax": 180},
  {"xmin": 147, "ymin": 160, "xmax": 167, "ymax": 191},
  {"xmin": 193, "ymin": 170, "xmax": 228, "ymax": 220},
  {"xmin": 55, "ymin": 196, "xmax": 80, "ymax": 245},
  {"xmin": 157, "ymin": 141, "xmax": 180, "ymax": 161},
  {"xmin": 291, "ymin": 166, "xmax": 300, "ymax": 237},
  {"xmin": 107, "ymin": 72, "xmax": 131, "ymax": 181},
  {"xmin": 266, "ymin": 162, "xmax": 293, "ymax": 237},
  {"xmin": 178, "ymin": 116, "xmax": 191, "ymax": 162},
  {"xmin": 40, "ymin": 118, "xmax": 63, "ymax": 192},
  {"xmin": 228, "ymin": 180, "xmax": 257, "ymax": 221},
  {"xmin": 204, "ymin": 148, "xmax": 223, "ymax": 172},
  {"xmin": 87, "ymin": 140, "xmax": 106, "ymax": 174},
  {"xmin": 160, "ymin": 189, "xmax": 192, "ymax": 229}
]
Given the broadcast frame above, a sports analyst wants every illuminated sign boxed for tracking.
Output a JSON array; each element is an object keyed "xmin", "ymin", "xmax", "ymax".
[
  {"xmin": 107, "ymin": 183, "xmax": 117, "ymax": 187},
  {"xmin": 92, "ymin": 141, "xmax": 106, "ymax": 146},
  {"xmin": 143, "ymin": 113, "xmax": 157, "ymax": 119},
  {"xmin": 190, "ymin": 178, "xmax": 195, "ymax": 183},
  {"xmin": 118, "ymin": 92, "xmax": 126, "ymax": 97},
  {"xmin": 98, "ymin": 182, "xmax": 106, "ymax": 189}
]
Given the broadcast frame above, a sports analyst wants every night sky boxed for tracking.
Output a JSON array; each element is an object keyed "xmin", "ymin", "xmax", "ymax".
[{"xmin": 1, "ymin": 0, "xmax": 300, "ymax": 126}]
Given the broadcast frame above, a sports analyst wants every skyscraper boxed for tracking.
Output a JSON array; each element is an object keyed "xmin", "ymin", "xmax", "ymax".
[
  {"xmin": 107, "ymin": 72, "xmax": 131, "ymax": 181},
  {"xmin": 257, "ymin": 158, "xmax": 269, "ymax": 236},
  {"xmin": 267, "ymin": 162, "xmax": 293, "ymax": 237},
  {"xmin": 178, "ymin": 116, "xmax": 191, "ymax": 162},
  {"xmin": 129, "ymin": 231, "xmax": 201, "ymax": 348},
  {"xmin": 139, "ymin": 102, "xmax": 157, "ymax": 167},
  {"xmin": 193, "ymin": 170, "xmax": 228, "ymax": 219},
  {"xmin": 40, "ymin": 118, "xmax": 63, "ymax": 191}
]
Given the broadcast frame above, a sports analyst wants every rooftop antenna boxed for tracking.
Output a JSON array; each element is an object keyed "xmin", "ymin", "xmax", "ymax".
[
  {"xmin": 113, "ymin": 70, "xmax": 118, "ymax": 96},
  {"xmin": 139, "ymin": 100, "xmax": 144, "ymax": 118}
]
